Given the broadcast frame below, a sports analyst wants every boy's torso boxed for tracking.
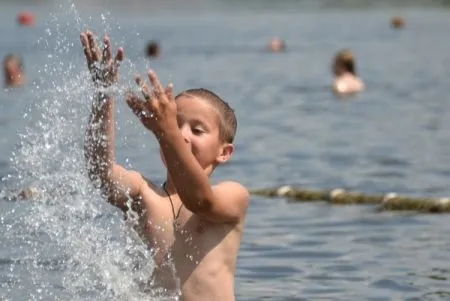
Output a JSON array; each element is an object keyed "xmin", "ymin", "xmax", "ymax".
[{"xmin": 134, "ymin": 179, "xmax": 244, "ymax": 301}]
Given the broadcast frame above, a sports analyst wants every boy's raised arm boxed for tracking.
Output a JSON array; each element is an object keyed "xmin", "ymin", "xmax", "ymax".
[{"xmin": 81, "ymin": 31, "xmax": 144, "ymax": 211}]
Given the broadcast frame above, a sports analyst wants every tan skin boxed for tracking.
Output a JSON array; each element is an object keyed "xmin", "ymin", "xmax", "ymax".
[
  {"xmin": 332, "ymin": 74, "xmax": 364, "ymax": 96},
  {"xmin": 3, "ymin": 56, "xmax": 25, "ymax": 88},
  {"xmin": 81, "ymin": 31, "xmax": 249, "ymax": 301},
  {"xmin": 331, "ymin": 59, "xmax": 364, "ymax": 96}
]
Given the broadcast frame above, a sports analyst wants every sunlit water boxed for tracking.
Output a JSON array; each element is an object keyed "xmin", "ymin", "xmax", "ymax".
[{"xmin": 2, "ymin": 1, "xmax": 450, "ymax": 300}]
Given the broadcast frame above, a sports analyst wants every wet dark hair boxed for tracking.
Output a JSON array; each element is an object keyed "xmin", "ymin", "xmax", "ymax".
[
  {"xmin": 333, "ymin": 49, "xmax": 356, "ymax": 75},
  {"xmin": 146, "ymin": 41, "xmax": 160, "ymax": 58},
  {"xmin": 175, "ymin": 88, "xmax": 237, "ymax": 143}
]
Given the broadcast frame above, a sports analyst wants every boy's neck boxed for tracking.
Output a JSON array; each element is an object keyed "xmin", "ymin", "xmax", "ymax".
[{"xmin": 163, "ymin": 177, "xmax": 177, "ymax": 195}]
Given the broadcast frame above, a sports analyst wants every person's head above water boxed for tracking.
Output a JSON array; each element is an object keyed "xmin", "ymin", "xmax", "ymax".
[
  {"xmin": 3, "ymin": 54, "xmax": 25, "ymax": 88},
  {"xmin": 267, "ymin": 37, "xmax": 286, "ymax": 53},
  {"xmin": 175, "ymin": 88, "xmax": 237, "ymax": 144},
  {"xmin": 158, "ymin": 88, "xmax": 237, "ymax": 172},
  {"xmin": 390, "ymin": 16, "xmax": 405, "ymax": 29},
  {"xmin": 146, "ymin": 41, "xmax": 161, "ymax": 58},
  {"xmin": 331, "ymin": 49, "xmax": 364, "ymax": 95},
  {"xmin": 332, "ymin": 49, "xmax": 357, "ymax": 77}
]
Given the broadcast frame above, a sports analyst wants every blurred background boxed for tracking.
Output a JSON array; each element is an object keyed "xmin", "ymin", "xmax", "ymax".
[{"xmin": 2, "ymin": 1, "xmax": 450, "ymax": 301}]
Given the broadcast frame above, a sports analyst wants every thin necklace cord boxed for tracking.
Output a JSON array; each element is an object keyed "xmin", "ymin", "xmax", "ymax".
[{"xmin": 163, "ymin": 181, "xmax": 183, "ymax": 223}]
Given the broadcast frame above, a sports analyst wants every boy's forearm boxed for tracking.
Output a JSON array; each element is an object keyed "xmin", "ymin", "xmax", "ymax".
[
  {"xmin": 84, "ymin": 92, "xmax": 116, "ymax": 188},
  {"xmin": 158, "ymin": 129, "xmax": 214, "ymax": 213}
]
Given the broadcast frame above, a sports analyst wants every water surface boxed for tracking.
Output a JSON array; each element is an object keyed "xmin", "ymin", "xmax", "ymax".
[{"xmin": 1, "ymin": 2, "xmax": 450, "ymax": 300}]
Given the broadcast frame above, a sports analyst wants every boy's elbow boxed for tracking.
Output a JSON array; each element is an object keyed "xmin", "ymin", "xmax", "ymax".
[
  {"xmin": 184, "ymin": 197, "xmax": 213, "ymax": 215},
  {"xmin": 195, "ymin": 201, "xmax": 242, "ymax": 224},
  {"xmin": 87, "ymin": 171, "xmax": 128, "ymax": 211},
  {"xmin": 181, "ymin": 190, "xmax": 217, "ymax": 215}
]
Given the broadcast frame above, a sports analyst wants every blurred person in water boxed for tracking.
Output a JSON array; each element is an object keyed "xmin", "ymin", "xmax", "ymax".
[
  {"xmin": 81, "ymin": 31, "xmax": 249, "ymax": 301},
  {"xmin": 146, "ymin": 40, "xmax": 161, "ymax": 58},
  {"xmin": 267, "ymin": 36, "xmax": 286, "ymax": 53},
  {"xmin": 390, "ymin": 16, "xmax": 405, "ymax": 29},
  {"xmin": 331, "ymin": 49, "xmax": 364, "ymax": 96},
  {"xmin": 3, "ymin": 54, "xmax": 26, "ymax": 88}
]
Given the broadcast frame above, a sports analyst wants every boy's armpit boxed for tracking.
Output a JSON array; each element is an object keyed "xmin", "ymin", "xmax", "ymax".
[{"xmin": 201, "ymin": 181, "xmax": 250, "ymax": 224}]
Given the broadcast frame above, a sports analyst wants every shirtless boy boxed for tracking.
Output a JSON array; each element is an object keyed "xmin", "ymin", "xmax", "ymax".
[{"xmin": 80, "ymin": 31, "xmax": 249, "ymax": 301}]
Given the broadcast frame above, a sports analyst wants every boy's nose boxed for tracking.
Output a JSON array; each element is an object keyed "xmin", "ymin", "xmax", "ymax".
[{"xmin": 180, "ymin": 126, "xmax": 191, "ymax": 143}]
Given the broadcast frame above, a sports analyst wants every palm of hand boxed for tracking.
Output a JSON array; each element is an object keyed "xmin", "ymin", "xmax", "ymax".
[
  {"xmin": 80, "ymin": 31, "xmax": 124, "ymax": 88},
  {"xmin": 126, "ymin": 71, "xmax": 178, "ymax": 137},
  {"xmin": 89, "ymin": 60, "xmax": 118, "ymax": 87},
  {"xmin": 140, "ymin": 97, "xmax": 177, "ymax": 133}
]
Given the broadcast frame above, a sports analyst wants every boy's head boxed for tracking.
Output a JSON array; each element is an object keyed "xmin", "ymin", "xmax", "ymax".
[
  {"xmin": 332, "ymin": 49, "xmax": 357, "ymax": 76},
  {"xmin": 176, "ymin": 88, "xmax": 237, "ymax": 144},
  {"xmin": 161, "ymin": 88, "xmax": 237, "ymax": 174}
]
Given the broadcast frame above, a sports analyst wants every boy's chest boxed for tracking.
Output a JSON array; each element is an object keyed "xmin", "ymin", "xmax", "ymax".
[{"xmin": 142, "ymin": 197, "xmax": 207, "ymax": 247}]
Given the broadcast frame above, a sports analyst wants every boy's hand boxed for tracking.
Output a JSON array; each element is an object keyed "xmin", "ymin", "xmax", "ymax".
[
  {"xmin": 126, "ymin": 70, "xmax": 178, "ymax": 138},
  {"xmin": 80, "ymin": 31, "xmax": 124, "ymax": 87}
]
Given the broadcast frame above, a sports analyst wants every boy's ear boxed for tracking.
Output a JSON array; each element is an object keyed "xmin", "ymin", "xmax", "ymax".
[{"xmin": 216, "ymin": 143, "xmax": 234, "ymax": 164}]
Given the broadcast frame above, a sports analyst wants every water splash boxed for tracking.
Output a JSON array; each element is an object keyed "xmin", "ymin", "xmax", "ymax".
[{"xmin": 2, "ymin": 2, "xmax": 163, "ymax": 301}]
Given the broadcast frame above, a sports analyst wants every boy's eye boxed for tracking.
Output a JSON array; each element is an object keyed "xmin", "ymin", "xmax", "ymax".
[{"xmin": 192, "ymin": 127, "xmax": 204, "ymax": 135}]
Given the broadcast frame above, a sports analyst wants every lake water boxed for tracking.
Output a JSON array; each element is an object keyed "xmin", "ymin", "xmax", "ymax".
[{"xmin": 2, "ymin": 1, "xmax": 450, "ymax": 300}]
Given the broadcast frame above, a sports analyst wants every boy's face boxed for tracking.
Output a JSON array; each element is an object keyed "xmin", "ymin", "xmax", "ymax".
[{"xmin": 170, "ymin": 95, "xmax": 234, "ymax": 172}]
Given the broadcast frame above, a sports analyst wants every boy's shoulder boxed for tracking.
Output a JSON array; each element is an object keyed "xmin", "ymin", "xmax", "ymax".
[
  {"xmin": 192, "ymin": 180, "xmax": 249, "ymax": 224},
  {"xmin": 213, "ymin": 180, "xmax": 248, "ymax": 193},
  {"xmin": 212, "ymin": 181, "xmax": 250, "ymax": 208},
  {"xmin": 139, "ymin": 175, "xmax": 164, "ymax": 196}
]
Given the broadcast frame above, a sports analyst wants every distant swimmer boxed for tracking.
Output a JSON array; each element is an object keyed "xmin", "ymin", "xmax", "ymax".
[
  {"xmin": 17, "ymin": 11, "xmax": 36, "ymax": 27},
  {"xmin": 3, "ymin": 54, "xmax": 26, "ymax": 88},
  {"xmin": 390, "ymin": 16, "xmax": 405, "ymax": 29},
  {"xmin": 267, "ymin": 37, "xmax": 286, "ymax": 53},
  {"xmin": 146, "ymin": 40, "xmax": 161, "ymax": 58},
  {"xmin": 331, "ymin": 49, "xmax": 364, "ymax": 96},
  {"xmin": 17, "ymin": 186, "xmax": 41, "ymax": 200}
]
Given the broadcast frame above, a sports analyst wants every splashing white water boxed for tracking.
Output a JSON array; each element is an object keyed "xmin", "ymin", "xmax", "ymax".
[{"xmin": 3, "ymin": 2, "xmax": 169, "ymax": 301}]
